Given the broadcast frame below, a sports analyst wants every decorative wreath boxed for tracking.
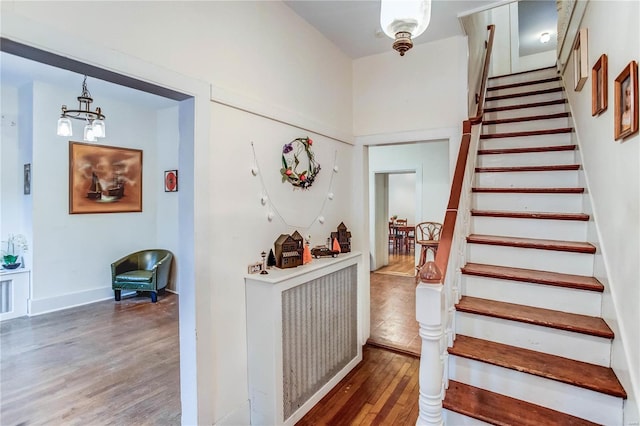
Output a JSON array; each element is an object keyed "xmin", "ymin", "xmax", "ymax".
[{"xmin": 280, "ymin": 137, "xmax": 321, "ymax": 189}]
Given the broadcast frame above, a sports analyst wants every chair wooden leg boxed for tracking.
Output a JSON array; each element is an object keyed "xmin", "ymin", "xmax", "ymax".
[{"xmin": 114, "ymin": 290, "xmax": 121, "ymax": 301}]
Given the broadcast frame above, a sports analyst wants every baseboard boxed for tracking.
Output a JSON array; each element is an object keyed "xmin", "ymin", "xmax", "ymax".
[{"xmin": 29, "ymin": 286, "xmax": 114, "ymax": 316}]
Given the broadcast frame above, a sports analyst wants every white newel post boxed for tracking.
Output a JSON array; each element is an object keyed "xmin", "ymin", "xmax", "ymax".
[{"xmin": 416, "ymin": 280, "xmax": 444, "ymax": 426}]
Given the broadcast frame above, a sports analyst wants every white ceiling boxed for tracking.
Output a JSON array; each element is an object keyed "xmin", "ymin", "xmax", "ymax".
[{"xmin": 284, "ymin": 0, "xmax": 500, "ymax": 58}]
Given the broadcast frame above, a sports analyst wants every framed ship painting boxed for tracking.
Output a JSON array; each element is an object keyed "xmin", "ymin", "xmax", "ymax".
[{"xmin": 69, "ymin": 142, "xmax": 143, "ymax": 214}]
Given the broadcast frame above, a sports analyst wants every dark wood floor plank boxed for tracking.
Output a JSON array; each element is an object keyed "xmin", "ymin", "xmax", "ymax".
[
  {"xmin": 475, "ymin": 164, "xmax": 581, "ymax": 173},
  {"xmin": 444, "ymin": 380, "xmax": 600, "ymax": 426},
  {"xmin": 482, "ymin": 111, "xmax": 569, "ymax": 126},
  {"xmin": 487, "ymin": 76, "xmax": 561, "ymax": 92},
  {"xmin": 449, "ymin": 335, "xmax": 626, "ymax": 398},
  {"xmin": 296, "ymin": 346, "xmax": 419, "ymax": 426},
  {"xmin": 471, "ymin": 209, "xmax": 588, "ymax": 221},
  {"xmin": 478, "ymin": 143, "xmax": 576, "ymax": 155},
  {"xmin": 486, "ymin": 86, "xmax": 563, "ymax": 102},
  {"xmin": 472, "ymin": 187, "xmax": 585, "ymax": 194},
  {"xmin": 457, "ymin": 296, "xmax": 613, "ymax": 338},
  {"xmin": 483, "ymin": 98, "xmax": 567, "ymax": 113},
  {"xmin": 480, "ymin": 127, "xmax": 572, "ymax": 139},
  {"xmin": 0, "ymin": 293, "xmax": 181, "ymax": 425}
]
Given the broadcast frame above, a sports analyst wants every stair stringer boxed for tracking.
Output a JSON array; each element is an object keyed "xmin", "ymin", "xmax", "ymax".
[
  {"xmin": 564, "ymin": 100, "xmax": 640, "ymax": 423},
  {"xmin": 440, "ymin": 124, "xmax": 482, "ymax": 396}
]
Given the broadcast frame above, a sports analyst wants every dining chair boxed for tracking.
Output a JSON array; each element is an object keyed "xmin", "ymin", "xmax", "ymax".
[
  {"xmin": 415, "ymin": 222, "xmax": 442, "ymax": 271},
  {"xmin": 388, "ymin": 221, "xmax": 403, "ymax": 253}
]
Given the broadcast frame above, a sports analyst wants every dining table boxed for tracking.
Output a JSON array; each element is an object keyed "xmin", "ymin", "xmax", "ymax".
[{"xmin": 390, "ymin": 223, "xmax": 415, "ymax": 253}]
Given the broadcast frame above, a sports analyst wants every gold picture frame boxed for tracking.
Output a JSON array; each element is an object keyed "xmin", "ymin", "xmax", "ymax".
[
  {"xmin": 614, "ymin": 61, "xmax": 638, "ymax": 141},
  {"xmin": 591, "ymin": 54, "xmax": 607, "ymax": 116},
  {"xmin": 573, "ymin": 28, "xmax": 588, "ymax": 91},
  {"xmin": 69, "ymin": 141, "xmax": 143, "ymax": 214}
]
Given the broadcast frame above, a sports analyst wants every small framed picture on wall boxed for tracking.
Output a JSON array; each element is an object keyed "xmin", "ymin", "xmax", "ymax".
[
  {"xmin": 164, "ymin": 169, "xmax": 178, "ymax": 192},
  {"xmin": 614, "ymin": 61, "xmax": 638, "ymax": 140},
  {"xmin": 591, "ymin": 54, "xmax": 607, "ymax": 116},
  {"xmin": 573, "ymin": 28, "xmax": 589, "ymax": 91},
  {"xmin": 24, "ymin": 163, "xmax": 31, "ymax": 195}
]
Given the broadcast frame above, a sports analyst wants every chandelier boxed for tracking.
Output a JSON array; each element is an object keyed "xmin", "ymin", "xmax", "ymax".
[
  {"xmin": 380, "ymin": 0, "xmax": 431, "ymax": 56},
  {"xmin": 56, "ymin": 75, "xmax": 106, "ymax": 141}
]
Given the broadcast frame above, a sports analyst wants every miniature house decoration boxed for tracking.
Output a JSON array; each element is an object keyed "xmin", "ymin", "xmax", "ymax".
[
  {"xmin": 274, "ymin": 234, "xmax": 303, "ymax": 269},
  {"xmin": 330, "ymin": 222, "xmax": 352, "ymax": 253}
]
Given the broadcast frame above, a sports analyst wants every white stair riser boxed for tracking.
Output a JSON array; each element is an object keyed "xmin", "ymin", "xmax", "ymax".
[
  {"xmin": 486, "ymin": 91, "xmax": 564, "ymax": 109},
  {"xmin": 472, "ymin": 192, "xmax": 583, "ymax": 213},
  {"xmin": 477, "ymin": 150, "xmax": 577, "ymax": 167},
  {"xmin": 462, "ymin": 275, "xmax": 602, "ymax": 317},
  {"xmin": 443, "ymin": 410, "xmax": 492, "ymax": 425},
  {"xmin": 489, "ymin": 69, "xmax": 558, "ymax": 86},
  {"xmin": 484, "ymin": 103, "xmax": 568, "ymax": 120},
  {"xmin": 475, "ymin": 170, "xmax": 580, "ymax": 188},
  {"xmin": 448, "ymin": 356, "xmax": 623, "ymax": 425},
  {"xmin": 482, "ymin": 117, "xmax": 571, "ymax": 134},
  {"xmin": 455, "ymin": 312, "xmax": 611, "ymax": 366},
  {"xmin": 480, "ymin": 132, "xmax": 573, "ymax": 150},
  {"xmin": 467, "ymin": 243, "xmax": 594, "ymax": 276},
  {"xmin": 471, "ymin": 216, "xmax": 587, "ymax": 241},
  {"xmin": 486, "ymin": 80, "xmax": 562, "ymax": 97}
]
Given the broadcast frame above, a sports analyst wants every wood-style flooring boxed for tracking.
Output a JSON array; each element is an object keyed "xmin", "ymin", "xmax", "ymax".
[
  {"xmin": 1, "ymin": 261, "xmax": 421, "ymax": 426},
  {"xmin": 372, "ymin": 252, "xmax": 416, "ymax": 277},
  {"xmin": 0, "ymin": 293, "xmax": 181, "ymax": 425},
  {"xmin": 296, "ymin": 345, "xmax": 420, "ymax": 425}
]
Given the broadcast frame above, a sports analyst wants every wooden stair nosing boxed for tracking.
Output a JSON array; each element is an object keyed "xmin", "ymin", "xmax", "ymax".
[
  {"xmin": 461, "ymin": 262, "xmax": 603, "ymax": 292},
  {"xmin": 476, "ymin": 164, "xmax": 581, "ymax": 173},
  {"xmin": 486, "ymin": 87, "xmax": 563, "ymax": 102},
  {"xmin": 443, "ymin": 380, "xmax": 601, "ymax": 426},
  {"xmin": 480, "ymin": 127, "xmax": 573, "ymax": 139},
  {"xmin": 487, "ymin": 76, "xmax": 562, "ymax": 92},
  {"xmin": 488, "ymin": 66, "xmax": 557, "ymax": 81},
  {"xmin": 466, "ymin": 233, "xmax": 595, "ymax": 254},
  {"xmin": 471, "ymin": 209, "xmax": 589, "ymax": 221},
  {"xmin": 456, "ymin": 295, "xmax": 612, "ymax": 338},
  {"xmin": 484, "ymin": 99, "xmax": 567, "ymax": 113},
  {"xmin": 472, "ymin": 187, "xmax": 585, "ymax": 194},
  {"xmin": 478, "ymin": 144, "xmax": 576, "ymax": 155},
  {"xmin": 448, "ymin": 335, "xmax": 626, "ymax": 398},
  {"xmin": 482, "ymin": 112, "xmax": 570, "ymax": 126}
]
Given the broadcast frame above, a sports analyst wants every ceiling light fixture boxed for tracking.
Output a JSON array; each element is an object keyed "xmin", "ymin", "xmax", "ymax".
[
  {"xmin": 540, "ymin": 32, "xmax": 551, "ymax": 44},
  {"xmin": 380, "ymin": 0, "xmax": 431, "ymax": 56},
  {"xmin": 57, "ymin": 75, "xmax": 106, "ymax": 140}
]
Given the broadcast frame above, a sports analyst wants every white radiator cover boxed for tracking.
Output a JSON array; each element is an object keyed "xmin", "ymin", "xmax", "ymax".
[
  {"xmin": 245, "ymin": 252, "xmax": 362, "ymax": 425},
  {"xmin": 281, "ymin": 264, "xmax": 358, "ymax": 419}
]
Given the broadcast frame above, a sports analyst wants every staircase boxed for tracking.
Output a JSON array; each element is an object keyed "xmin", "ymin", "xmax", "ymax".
[{"xmin": 443, "ymin": 66, "xmax": 627, "ymax": 425}]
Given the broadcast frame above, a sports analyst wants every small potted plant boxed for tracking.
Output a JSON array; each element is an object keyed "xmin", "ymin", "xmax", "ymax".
[{"xmin": 2, "ymin": 233, "xmax": 28, "ymax": 269}]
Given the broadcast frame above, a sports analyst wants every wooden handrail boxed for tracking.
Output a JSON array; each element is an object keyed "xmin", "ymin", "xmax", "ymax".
[
  {"xmin": 470, "ymin": 25, "xmax": 496, "ymax": 124},
  {"xmin": 430, "ymin": 24, "xmax": 495, "ymax": 283}
]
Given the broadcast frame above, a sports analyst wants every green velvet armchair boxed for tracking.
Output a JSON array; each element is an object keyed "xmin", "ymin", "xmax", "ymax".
[{"xmin": 111, "ymin": 249, "xmax": 173, "ymax": 303}]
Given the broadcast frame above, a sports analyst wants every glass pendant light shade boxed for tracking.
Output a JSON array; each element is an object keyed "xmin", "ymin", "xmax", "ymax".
[
  {"xmin": 84, "ymin": 123, "xmax": 97, "ymax": 142},
  {"xmin": 91, "ymin": 119, "xmax": 106, "ymax": 138},
  {"xmin": 380, "ymin": 0, "xmax": 431, "ymax": 40},
  {"xmin": 57, "ymin": 116, "xmax": 73, "ymax": 137},
  {"xmin": 380, "ymin": 0, "xmax": 431, "ymax": 56}
]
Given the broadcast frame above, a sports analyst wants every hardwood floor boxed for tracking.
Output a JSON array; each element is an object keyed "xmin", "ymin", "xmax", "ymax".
[
  {"xmin": 373, "ymin": 252, "xmax": 416, "ymax": 277},
  {"xmin": 0, "ymin": 293, "xmax": 180, "ymax": 425},
  {"xmin": 296, "ymin": 345, "xmax": 420, "ymax": 425}
]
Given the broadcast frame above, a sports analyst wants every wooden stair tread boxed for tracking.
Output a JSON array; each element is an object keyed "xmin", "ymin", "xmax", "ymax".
[
  {"xmin": 462, "ymin": 262, "xmax": 603, "ymax": 292},
  {"xmin": 457, "ymin": 296, "xmax": 612, "ymax": 337},
  {"xmin": 476, "ymin": 164, "xmax": 581, "ymax": 173},
  {"xmin": 486, "ymin": 87, "xmax": 563, "ymax": 102},
  {"xmin": 484, "ymin": 99, "xmax": 567, "ymax": 113},
  {"xmin": 472, "ymin": 187, "xmax": 585, "ymax": 194},
  {"xmin": 449, "ymin": 335, "xmax": 626, "ymax": 398},
  {"xmin": 483, "ymin": 111, "xmax": 570, "ymax": 126},
  {"xmin": 467, "ymin": 234, "xmax": 595, "ymax": 253},
  {"xmin": 444, "ymin": 380, "xmax": 600, "ymax": 426},
  {"xmin": 478, "ymin": 144, "xmax": 576, "ymax": 155},
  {"xmin": 471, "ymin": 210, "xmax": 589, "ymax": 221},
  {"xmin": 480, "ymin": 127, "xmax": 573, "ymax": 139},
  {"xmin": 489, "ymin": 66, "xmax": 557, "ymax": 80},
  {"xmin": 487, "ymin": 76, "xmax": 562, "ymax": 92}
]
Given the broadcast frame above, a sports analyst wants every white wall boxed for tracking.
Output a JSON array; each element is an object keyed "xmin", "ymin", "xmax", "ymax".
[
  {"xmin": 1, "ymin": 2, "xmax": 354, "ymax": 424},
  {"xmin": 388, "ymin": 173, "xmax": 416, "ymax": 224},
  {"xmin": 353, "ymin": 36, "xmax": 469, "ymax": 137},
  {"xmin": 561, "ymin": 1, "xmax": 639, "ymax": 423}
]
